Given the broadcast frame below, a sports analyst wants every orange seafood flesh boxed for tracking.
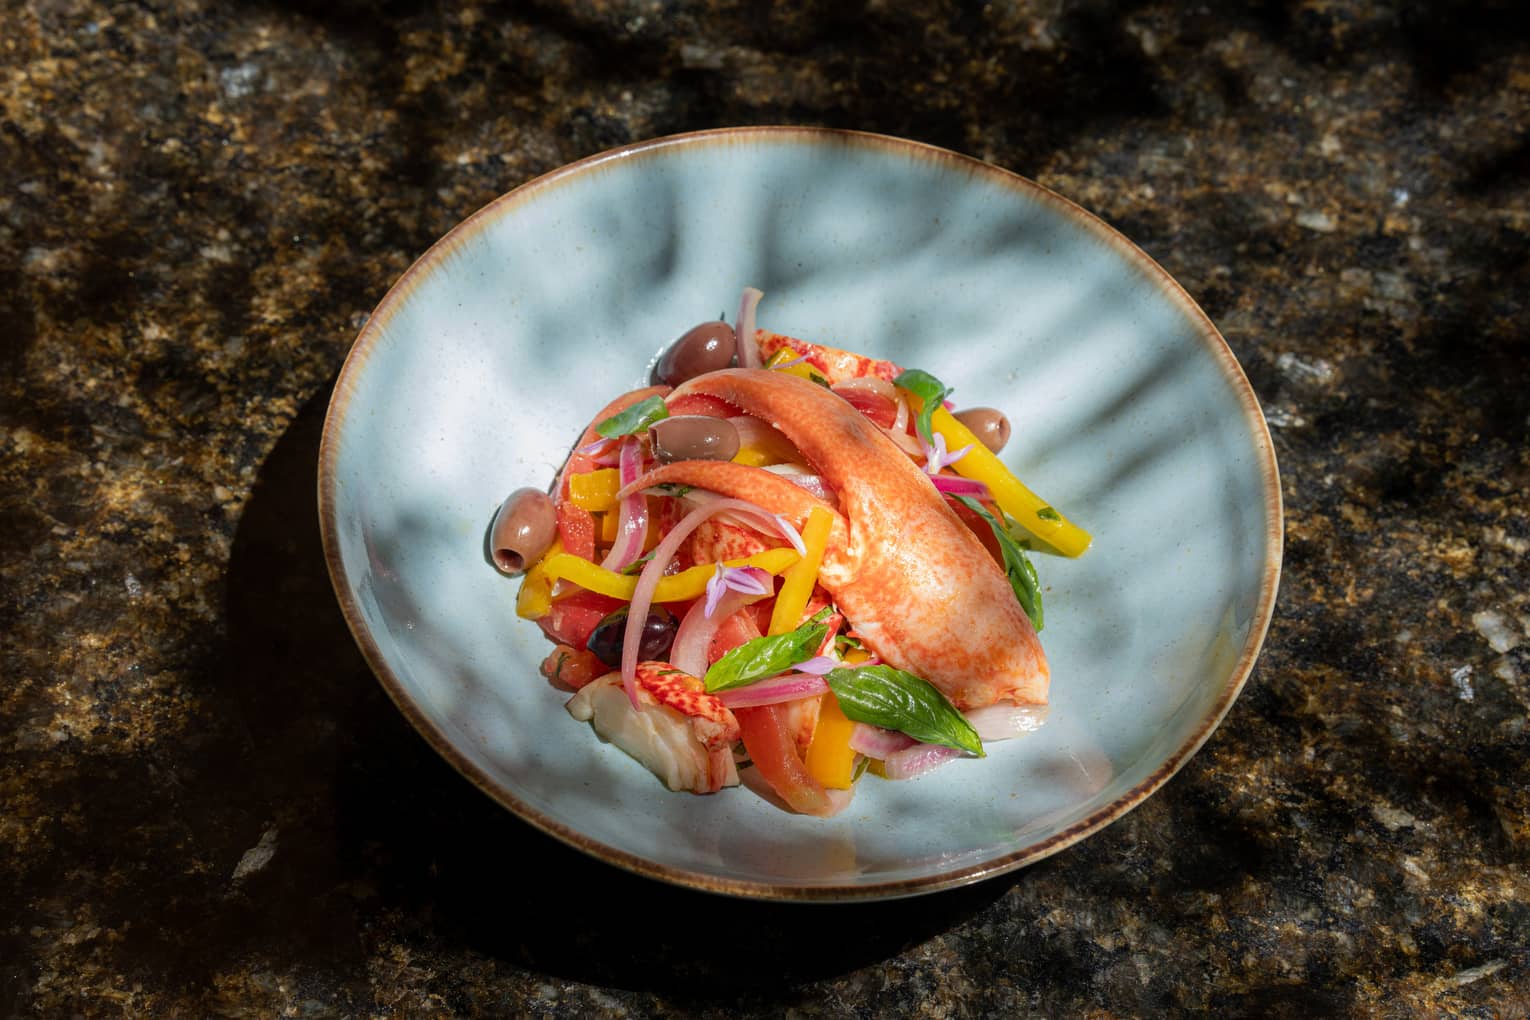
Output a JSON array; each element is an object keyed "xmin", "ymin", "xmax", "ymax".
[{"xmin": 666, "ymin": 369, "xmax": 1049, "ymax": 710}]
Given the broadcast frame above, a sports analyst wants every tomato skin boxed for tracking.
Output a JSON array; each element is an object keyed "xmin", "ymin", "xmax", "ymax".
[
  {"xmin": 666, "ymin": 393, "xmax": 739, "ymax": 418},
  {"xmin": 537, "ymin": 590, "xmax": 626, "ymax": 648},
  {"xmin": 708, "ymin": 605, "xmax": 763, "ymax": 664},
  {"xmin": 735, "ymin": 704, "xmax": 832, "ymax": 815},
  {"xmin": 539, "ymin": 643, "xmax": 607, "ymax": 690},
  {"xmin": 556, "ymin": 500, "xmax": 597, "ymax": 561},
  {"xmin": 945, "ymin": 494, "xmax": 1005, "ymax": 567},
  {"xmin": 832, "ymin": 386, "xmax": 898, "ymax": 429}
]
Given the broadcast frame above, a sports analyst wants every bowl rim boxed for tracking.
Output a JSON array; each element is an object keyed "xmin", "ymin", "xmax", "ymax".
[{"xmin": 318, "ymin": 125, "xmax": 1284, "ymax": 902}]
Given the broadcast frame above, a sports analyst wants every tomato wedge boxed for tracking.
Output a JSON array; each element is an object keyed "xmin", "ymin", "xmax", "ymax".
[
  {"xmin": 536, "ymin": 589, "xmax": 625, "ymax": 649},
  {"xmin": 556, "ymin": 500, "xmax": 597, "ymax": 561},
  {"xmin": 666, "ymin": 392, "xmax": 739, "ymax": 418},
  {"xmin": 735, "ymin": 703, "xmax": 832, "ymax": 815}
]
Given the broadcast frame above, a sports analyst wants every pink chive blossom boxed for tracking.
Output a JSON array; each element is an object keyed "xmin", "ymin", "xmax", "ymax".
[
  {"xmin": 704, "ymin": 565, "xmax": 771, "ymax": 618},
  {"xmin": 921, "ymin": 432, "xmax": 974, "ymax": 475},
  {"xmin": 791, "ymin": 655, "xmax": 839, "ymax": 676}
]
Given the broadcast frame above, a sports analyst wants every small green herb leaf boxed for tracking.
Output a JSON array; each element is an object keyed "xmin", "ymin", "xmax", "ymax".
[
  {"xmin": 619, "ymin": 550, "xmax": 657, "ymax": 575},
  {"xmin": 951, "ymin": 495, "xmax": 1044, "ymax": 631},
  {"xmin": 650, "ymin": 482, "xmax": 693, "ymax": 498},
  {"xmin": 595, "ymin": 395, "xmax": 669, "ymax": 438},
  {"xmin": 824, "ymin": 665, "xmax": 984, "ymax": 756},
  {"xmin": 703, "ymin": 620, "xmax": 829, "ymax": 692},
  {"xmin": 1036, "ymin": 506, "xmax": 1061, "ymax": 521},
  {"xmin": 893, "ymin": 368, "xmax": 952, "ymax": 446}
]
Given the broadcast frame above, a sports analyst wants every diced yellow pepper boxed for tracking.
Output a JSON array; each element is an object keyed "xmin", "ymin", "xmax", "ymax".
[
  {"xmin": 515, "ymin": 539, "xmax": 563, "ymax": 619},
  {"xmin": 805, "ymin": 692, "xmax": 857, "ymax": 789},
  {"xmin": 567, "ymin": 468, "xmax": 621, "ymax": 512},
  {"xmin": 539, "ymin": 547, "xmax": 800, "ymax": 602},
  {"xmin": 904, "ymin": 396, "xmax": 1092, "ymax": 558},
  {"xmin": 731, "ymin": 444, "xmax": 774, "ymax": 467},
  {"xmin": 598, "ymin": 510, "xmax": 616, "ymax": 543},
  {"xmin": 765, "ymin": 348, "xmax": 822, "ymax": 382},
  {"xmin": 768, "ymin": 505, "xmax": 834, "ymax": 635}
]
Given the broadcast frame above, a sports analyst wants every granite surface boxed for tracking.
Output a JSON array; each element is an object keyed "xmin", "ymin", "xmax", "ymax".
[{"xmin": 3, "ymin": 0, "xmax": 1528, "ymax": 1015}]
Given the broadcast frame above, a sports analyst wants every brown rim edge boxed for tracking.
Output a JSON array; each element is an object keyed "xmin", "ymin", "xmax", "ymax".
[{"xmin": 317, "ymin": 126, "xmax": 1284, "ymax": 903}]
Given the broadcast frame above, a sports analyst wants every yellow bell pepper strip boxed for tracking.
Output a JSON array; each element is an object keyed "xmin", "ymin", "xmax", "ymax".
[
  {"xmin": 731, "ymin": 444, "xmax": 773, "ymax": 467},
  {"xmin": 540, "ymin": 547, "xmax": 799, "ymax": 603},
  {"xmin": 567, "ymin": 468, "xmax": 621, "ymax": 512},
  {"xmin": 804, "ymin": 691, "xmax": 857, "ymax": 789},
  {"xmin": 515, "ymin": 539, "xmax": 563, "ymax": 619},
  {"xmin": 768, "ymin": 505, "xmax": 835, "ymax": 635},
  {"xmin": 902, "ymin": 391, "xmax": 1092, "ymax": 558}
]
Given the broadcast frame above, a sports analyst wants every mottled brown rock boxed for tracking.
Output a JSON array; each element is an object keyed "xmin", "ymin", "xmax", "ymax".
[{"xmin": 2, "ymin": 1, "xmax": 1526, "ymax": 1016}]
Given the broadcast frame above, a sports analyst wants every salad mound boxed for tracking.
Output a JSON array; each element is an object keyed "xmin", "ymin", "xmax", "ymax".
[{"xmin": 492, "ymin": 292, "xmax": 1090, "ymax": 816}]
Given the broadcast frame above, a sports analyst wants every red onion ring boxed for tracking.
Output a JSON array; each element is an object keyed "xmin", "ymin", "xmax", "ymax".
[
  {"xmin": 671, "ymin": 587, "xmax": 762, "ymax": 677},
  {"xmin": 737, "ymin": 287, "xmax": 763, "ymax": 368},
  {"xmin": 847, "ymin": 723, "xmax": 916, "ymax": 759},
  {"xmin": 964, "ymin": 703, "xmax": 1049, "ymax": 741},
  {"xmin": 881, "ymin": 742, "xmax": 962, "ymax": 780},
  {"xmin": 716, "ymin": 672, "xmax": 828, "ymax": 709},
  {"xmin": 598, "ymin": 436, "xmax": 648, "ymax": 572},
  {"xmin": 930, "ymin": 475, "xmax": 992, "ymax": 499},
  {"xmin": 621, "ymin": 496, "xmax": 796, "ymax": 709}
]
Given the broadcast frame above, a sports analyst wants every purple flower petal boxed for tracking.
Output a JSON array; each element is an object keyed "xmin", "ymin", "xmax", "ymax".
[
  {"xmin": 704, "ymin": 565, "xmax": 772, "ymax": 618},
  {"xmin": 792, "ymin": 655, "xmax": 838, "ymax": 676}
]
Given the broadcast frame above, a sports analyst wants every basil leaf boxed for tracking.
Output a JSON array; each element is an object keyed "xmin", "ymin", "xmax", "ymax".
[
  {"xmin": 951, "ymin": 495, "xmax": 1044, "ymax": 631},
  {"xmin": 595, "ymin": 395, "xmax": 669, "ymax": 438},
  {"xmin": 825, "ymin": 665, "xmax": 984, "ymax": 757},
  {"xmin": 893, "ymin": 368, "xmax": 951, "ymax": 446},
  {"xmin": 703, "ymin": 621, "xmax": 828, "ymax": 692}
]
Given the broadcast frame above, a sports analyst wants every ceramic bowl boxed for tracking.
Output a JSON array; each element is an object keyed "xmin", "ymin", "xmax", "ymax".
[{"xmin": 319, "ymin": 127, "xmax": 1281, "ymax": 901}]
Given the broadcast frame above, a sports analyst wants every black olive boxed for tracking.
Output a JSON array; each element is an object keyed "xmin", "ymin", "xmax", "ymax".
[
  {"xmin": 651, "ymin": 415, "xmax": 741, "ymax": 464},
  {"xmin": 652, "ymin": 321, "xmax": 737, "ymax": 385},
  {"xmin": 586, "ymin": 604, "xmax": 679, "ymax": 668}
]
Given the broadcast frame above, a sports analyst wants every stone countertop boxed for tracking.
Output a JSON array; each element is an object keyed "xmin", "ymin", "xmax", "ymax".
[{"xmin": 3, "ymin": 1, "xmax": 1527, "ymax": 1015}]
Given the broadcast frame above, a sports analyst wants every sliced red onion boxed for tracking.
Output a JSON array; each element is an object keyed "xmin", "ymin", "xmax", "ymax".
[
  {"xmin": 761, "ymin": 464, "xmax": 835, "ymax": 503},
  {"xmin": 736, "ymin": 287, "xmax": 763, "ymax": 368},
  {"xmin": 728, "ymin": 415, "xmax": 795, "ymax": 459},
  {"xmin": 931, "ymin": 475, "xmax": 992, "ymax": 499},
  {"xmin": 791, "ymin": 655, "xmax": 838, "ymax": 676},
  {"xmin": 892, "ymin": 392, "xmax": 910, "ymax": 433},
  {"xmin": 621, "ymin": 495, "xmax": 794, "ymax": 708},
  {"xmin": 881, "ymin": 742, "xmax": 962, "ymax": 781},
  {"xmin": 964, "ymin": 703, "xmax": 1050, "ymax": 742},
  {"xmin": 881, "ymin": 426, "xmax": 925, "ymax": 458},
  {"xmin": 672, "ymin": 587, "xmax": 760, "ymax": 677},
  {"xmin": 772, "ymin": 352, "xmax": 809, "ymax": 369},
  {"xmin": 577, "ymin": 437, "xmax": 617, "ymax": 457},
  {"xmin": 833, "ymin": 377, "xmax": 897, "ymax": 399},
  {"xmin": 599, "ymin": 436, "xmax": 648, "ymax": 572},
  {"xmin": 847, "ymin": 723, "xmax": 916, "ymax": 759},
  {"xmin": 717, "ymin": 672, "xmax": 828, "ymax": 709}
]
